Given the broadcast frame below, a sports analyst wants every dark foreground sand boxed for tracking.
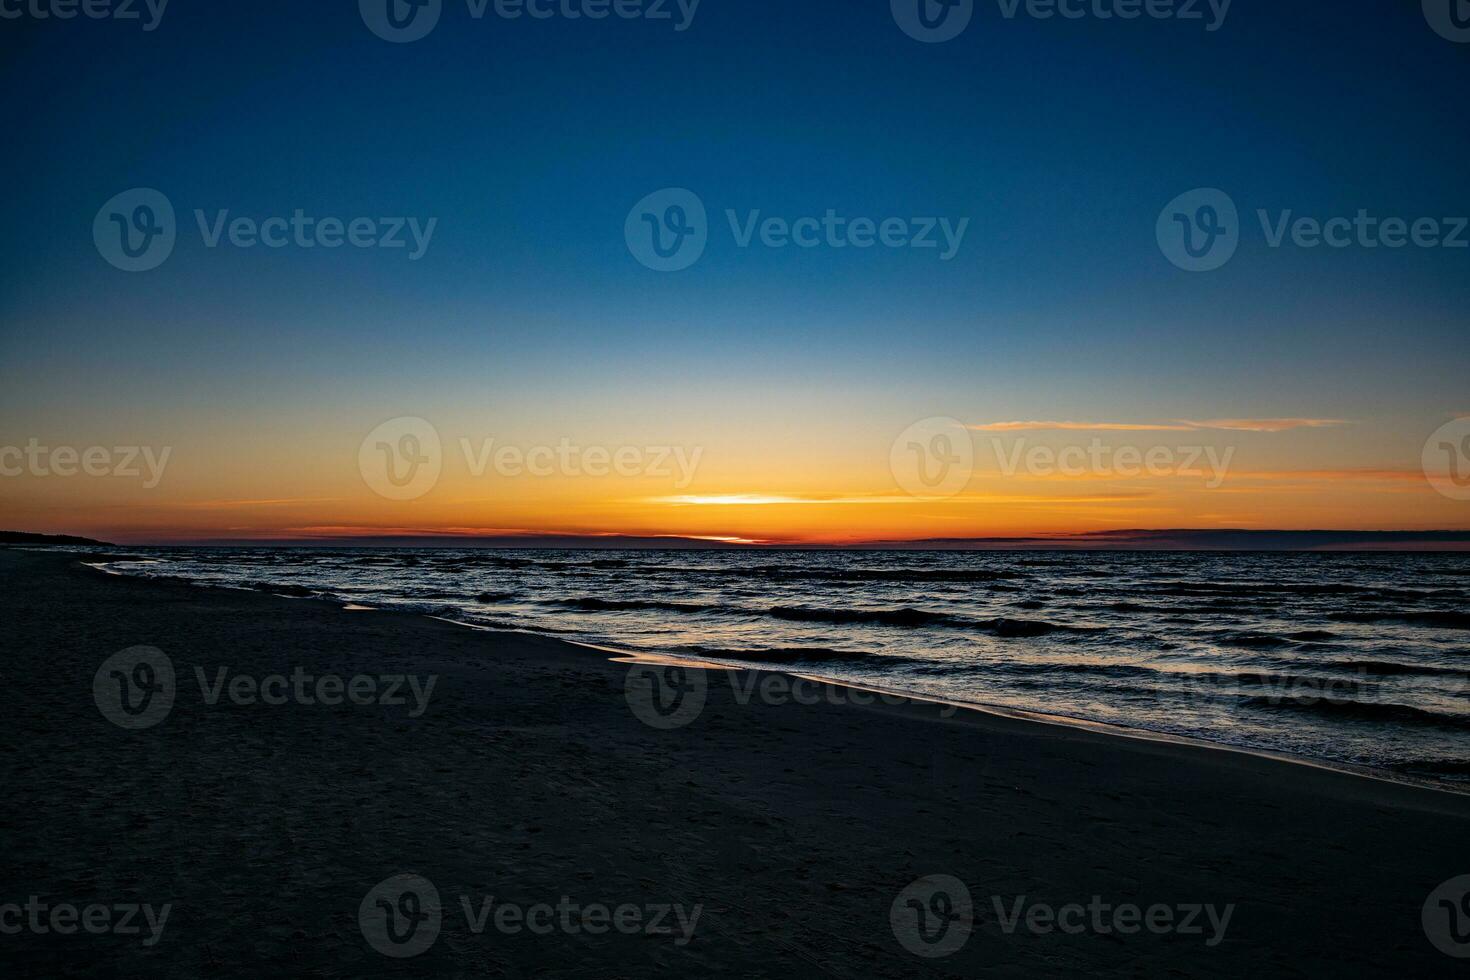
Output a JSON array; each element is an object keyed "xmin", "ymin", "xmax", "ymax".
[{"xmin": 2, "ymin": 548, "xmax": 1468, "ymax": 977}]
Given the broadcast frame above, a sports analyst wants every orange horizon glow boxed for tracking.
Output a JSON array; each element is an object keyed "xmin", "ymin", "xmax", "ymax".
[{"xmin": 4, "ymin": 414, "xmax": 1467, "ymax": 546}]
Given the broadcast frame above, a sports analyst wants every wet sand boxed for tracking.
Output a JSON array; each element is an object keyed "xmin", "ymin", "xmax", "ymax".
[{"xmin": 2, "ymin": 547, "xmax": 1467, "ymax": 976}]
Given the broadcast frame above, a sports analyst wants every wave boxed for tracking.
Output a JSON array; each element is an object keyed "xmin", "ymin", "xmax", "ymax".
[
  {"xmin": 666, "ymin": 564, "xmax": 1021, "ymax": 584},
  {"xmin": 768, "ymin": 605, "xmax": 957, "ymax": 628},
  {"xmin": 978, "ymin": 617, "xmax": 1094, "ymax": 638},
  {"xmin": 766, "ymin": 605, "xmax": 1089, "ymax": 637},
  {"xmin": 1323, "ymin": 659, "xmax": 1470, "ymax": 679},
  {"xmin": 1240, "ymin": 695, "xmax": 1470, "ymax": 731},
  {"xmin": 549, "ymin": 596, "xmax": 720, "ymax": 615},
  {"xmin": 240, "ymin": 580, "xmax": 317, "ymax": 598},
  {"xmin": 1138, "ymin": 581, "xmax": 1461, "ymax": 601},
  {"xmin": 1388, "ymin": 759, "xmax": 1470, "ymax": 778},
  {"xmin": 1327, "ymin": 611, "xmax": 1470, "ymax": 630},
  {"xmin": 673, "ymin": 645, "xmax": 916, "ymax": 666},
  {"xmin": 1212, "ymin": 629, "xmax": 1341, "ymax": 649}
]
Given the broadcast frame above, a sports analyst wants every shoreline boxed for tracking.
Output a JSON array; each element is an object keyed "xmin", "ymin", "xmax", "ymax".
[
  {"xmin": 6, "ymin": 546, "xmax": 1470, "ymax": 975},
  {"xmin": 87, "ymin": 554, "xmax": 1470, "ymax": 799}
]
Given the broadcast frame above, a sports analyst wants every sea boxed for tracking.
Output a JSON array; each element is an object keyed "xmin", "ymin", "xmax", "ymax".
[{"xmin": 87, "ymin": 547, "xmax": 1470, "ymax": 789}]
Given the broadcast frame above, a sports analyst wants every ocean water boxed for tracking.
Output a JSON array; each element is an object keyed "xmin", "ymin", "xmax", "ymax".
[{"xmin": 91, "ymin": 548, "xmax": 1470, "ymax": 788}]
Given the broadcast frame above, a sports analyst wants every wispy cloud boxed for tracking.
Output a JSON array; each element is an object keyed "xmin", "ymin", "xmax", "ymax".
[
  {"xmin": 647, "ymin": 492, "xmax": 1152, "ymax": 506},
  {"xmin": 969, "ymin": 421, "xmax": 1196, "ymax": 432},
  {"xmin": 1229, "ymin": 468, "xmax": 1423, "ymax": 481},
  {"xmin": 176, "ymin": 497, "xmax": 346, "ymax": 510},
  {"xmin": 1184, "ymin": 418, "xmax": 1350, "ymax": 432},
  {"xmin": 967, "ymin": 419, "xmax": 1349, "ymax": 433},
  {"xmin": 275, "ymin": 526, "xmax": 769, "ymax": 545}
]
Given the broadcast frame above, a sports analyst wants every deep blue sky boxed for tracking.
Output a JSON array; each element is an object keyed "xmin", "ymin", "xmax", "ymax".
[{"xmin": 2, "ymin": 0, "xmax": 1467, "ymax": 457}]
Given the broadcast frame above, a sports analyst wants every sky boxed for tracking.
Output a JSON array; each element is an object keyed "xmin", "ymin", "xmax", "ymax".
[{"xmin": 1, "ymin": 1, "xmax": 1468, "ymax": 546}]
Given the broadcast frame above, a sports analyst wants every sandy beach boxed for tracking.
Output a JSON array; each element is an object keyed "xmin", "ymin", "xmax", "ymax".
[{"xmin": 2, "ymin": 547, "xmax": 1468, "ymax": 976}]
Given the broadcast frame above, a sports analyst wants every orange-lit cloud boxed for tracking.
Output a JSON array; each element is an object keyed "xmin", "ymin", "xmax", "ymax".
[{"xmin": 648, "ymin": 491, "xmax": 1154, "ymax": 506}]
